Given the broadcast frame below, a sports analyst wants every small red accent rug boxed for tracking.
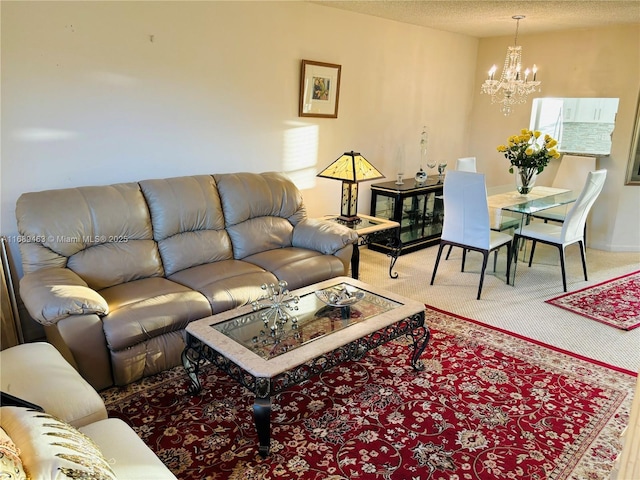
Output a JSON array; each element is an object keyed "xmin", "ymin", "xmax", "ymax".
[
  {"xmin": 100, "ymin": 307, "xmax": 636, "ymax": 480},
  {"xmin": 546, "ymin": 270, "xmax": 640, "ymax": 331}
]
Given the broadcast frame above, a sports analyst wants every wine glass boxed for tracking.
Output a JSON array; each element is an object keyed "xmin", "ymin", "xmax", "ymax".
[
  {"xmin": 421, "ymin": 127, "xmax": 436, "ymax": 175},
  {"xmin": 437, "ymin": 163, "xmax": 447, "ymax": 182}
]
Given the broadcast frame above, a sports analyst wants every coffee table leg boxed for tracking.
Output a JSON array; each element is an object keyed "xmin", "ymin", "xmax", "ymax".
[
  {"xmin": 386, "ymin": 229, "xmax": 402, "ymax": 279},
  {"xmin": 254, "ymin": 377, "xmax": 272, "ymax": 457},
  {"xmin": 409, "ymin": 322, "xmax": 431, "ymax": 371},
  {"xmin": 351, "ymin": 243, "xmax": 360, "ymax": 279},
  {"xmin": 182, "ymin": 342, "xmax": 204, "ymax": 394}
]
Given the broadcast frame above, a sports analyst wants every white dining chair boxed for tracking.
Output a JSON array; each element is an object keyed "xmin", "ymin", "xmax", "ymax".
[
  {"xmin": 531, "ymin": 155, "xmax": 596, "ymax": 242},
  {"xmin": 445, "ymin": 156, "xmax": 478, "ymax": 260},
  {"xmin": 431, "ymin": 171, "xmax": 513, "ymax": 300},
  {"xmin": 455, "ymin": 156, "xmax": 477, "ymax": 173},
  {"xmin": 513, "ymin": 169, "xmax": 607, "ymax": 292}
]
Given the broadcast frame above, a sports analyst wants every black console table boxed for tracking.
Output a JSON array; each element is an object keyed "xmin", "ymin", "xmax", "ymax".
[{"xmin": 369, "ymin": 176, "xmax": 444, "ymax": 255}]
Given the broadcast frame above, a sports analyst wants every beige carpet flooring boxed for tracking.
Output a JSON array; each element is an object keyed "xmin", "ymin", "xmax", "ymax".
[{"xmin": 357, "ymin": 242, "xmax": 640, "ymax": 373}]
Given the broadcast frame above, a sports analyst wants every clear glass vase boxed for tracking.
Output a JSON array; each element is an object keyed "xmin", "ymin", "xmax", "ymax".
[{"xmin": 515, "ymin": 167, "xmax": 538, "ymax": 194}]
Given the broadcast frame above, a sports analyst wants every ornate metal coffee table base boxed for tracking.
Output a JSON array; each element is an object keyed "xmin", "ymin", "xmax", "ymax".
[{"xmin": 182, "ymin": 310, "xmax": 428, "ymax": 457}]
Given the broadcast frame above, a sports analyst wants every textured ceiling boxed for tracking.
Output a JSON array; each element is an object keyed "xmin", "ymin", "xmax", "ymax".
[{"xmin": 312, "ymin": 1, "xmax": 640, "ymax": 38}]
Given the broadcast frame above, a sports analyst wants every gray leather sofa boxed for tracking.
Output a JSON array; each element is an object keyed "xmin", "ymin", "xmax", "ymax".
[{"xmin": 15, "ymin": 172, "xmax": 357, "ymax": 390}]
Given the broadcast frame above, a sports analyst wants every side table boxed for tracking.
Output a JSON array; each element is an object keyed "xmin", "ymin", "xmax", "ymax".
[{"xmin": 322, "ymin": 214, "xmax": 401, "ymax": 279}]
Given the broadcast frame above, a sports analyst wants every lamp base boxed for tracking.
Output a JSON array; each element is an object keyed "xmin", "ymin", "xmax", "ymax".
[{"xmin": 337, "ymin": 215, "xmax": 361, "ymax": 225}]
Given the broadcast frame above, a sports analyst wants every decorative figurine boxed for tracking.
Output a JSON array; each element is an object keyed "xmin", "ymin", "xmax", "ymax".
[
  {"xmin": 251, "ymin": 281, "xmax": 299, "ymax": 337},
  {"xmin": 417, "ymin": 126, "xmax": 434, "ymax": 184}
]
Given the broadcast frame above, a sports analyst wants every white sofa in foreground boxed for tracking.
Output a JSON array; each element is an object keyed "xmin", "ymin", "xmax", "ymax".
[{"xmin": 0, "ymin": 342, "xmax": 177, "ymax": 479}]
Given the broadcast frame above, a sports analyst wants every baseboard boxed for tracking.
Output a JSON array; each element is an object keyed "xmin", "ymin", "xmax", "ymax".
[{"xmin": 589, "ymin": 241, "xmax": 640, "ymax": 253}]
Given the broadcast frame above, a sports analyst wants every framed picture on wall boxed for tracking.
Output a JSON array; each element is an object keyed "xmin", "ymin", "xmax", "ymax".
[{"xmin": 299, "ymin": 60, "xmax": 341, "ymax": 118}]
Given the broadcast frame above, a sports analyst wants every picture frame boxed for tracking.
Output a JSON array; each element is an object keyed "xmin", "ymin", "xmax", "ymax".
[{"xmin": 299, "ymin": 60, "xmax": 341, "ymax": 118}]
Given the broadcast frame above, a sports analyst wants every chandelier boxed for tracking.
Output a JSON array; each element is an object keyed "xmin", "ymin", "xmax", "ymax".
[{"xmin": 481, "ymin": 15, "xmax": 541, "ymax": 116}]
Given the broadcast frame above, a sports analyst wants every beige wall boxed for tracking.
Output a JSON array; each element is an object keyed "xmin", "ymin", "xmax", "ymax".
[
  {"xmin": 0, "ymin": 0, "xmax": 477, "ymax": 271},
  {"xmin": 470, "ymin": 24, "xmax": 640, "ymax": 251},
  {"xmin": 1, "ymin": 1, "xmax": 638, "ymax": 270}
]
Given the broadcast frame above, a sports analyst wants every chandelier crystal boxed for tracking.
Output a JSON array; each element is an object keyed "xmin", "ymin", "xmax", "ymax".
[{"xmin": 481, "ymin": 15, "xmax": 541, "ymax": 116}]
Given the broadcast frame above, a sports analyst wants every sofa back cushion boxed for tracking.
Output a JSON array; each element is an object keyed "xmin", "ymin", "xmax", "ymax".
[
  {"xmin": 16, "ymin": 183, "xmax": 162, "ymax": 290},
  {"xmin": 214, "ymin": 172, "xmax": 307, "ymax": 259},
  {"xmin": 140, "ymin": 175, "xmax": 233, "ymax": 276}
]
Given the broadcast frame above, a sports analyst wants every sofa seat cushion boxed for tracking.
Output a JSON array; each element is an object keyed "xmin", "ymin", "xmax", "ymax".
[
  {"xmin": 79, "ymin": 418, "xmax": 178, "ymax": 479},
  {"xmin": 244, "ymin": 247, "xmax": 346, "ymax": 290},
  {"xmin": 0, "ymin": 406, "xmax": 117, "ymax": 480},
  {"xmin": 99, "ymin": 277, "xmax": 211, "ymax": 351},
  {"xmin": 0, "ymin": 342, "xmax": 107, "ymax": 428},
  {"xmin": 168, "ymin": 259, "xmax": 278, "ymax": 314}
]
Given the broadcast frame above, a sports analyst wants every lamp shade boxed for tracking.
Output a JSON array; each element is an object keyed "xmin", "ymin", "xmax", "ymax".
[
  {"xmin": 317, "ymin": 151, "xmax": 385, "ymax": 183},
  {"xmin": 317, "ymin": 151, "xmax": 385, "ymax": 223}
]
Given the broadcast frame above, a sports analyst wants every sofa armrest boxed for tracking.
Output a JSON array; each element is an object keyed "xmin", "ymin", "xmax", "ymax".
[
  {"xmin": 1, "ymin": 342, "xmax": 108, "ymax": 426},
  {"xmin": 19, "ymin": 268, "xmax": 108, "ymax": 326},
  {"xmin": 292, "ymin": 218, "xmax": 358, "ymax": 255}
]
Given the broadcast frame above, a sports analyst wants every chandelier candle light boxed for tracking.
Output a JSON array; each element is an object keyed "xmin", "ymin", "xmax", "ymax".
[{"xmin": 481, "ymin": 15, "xmax": 541, "ymax": 116}]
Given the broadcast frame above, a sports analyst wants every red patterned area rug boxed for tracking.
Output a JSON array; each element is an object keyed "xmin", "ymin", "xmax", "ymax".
[
  {"xmin": 100, "ymin": 307, "xmax": 636, "ymax": 480},
  {"xmin": 546, "ymin": 270, "xmax": 640, "ymax": 331}
]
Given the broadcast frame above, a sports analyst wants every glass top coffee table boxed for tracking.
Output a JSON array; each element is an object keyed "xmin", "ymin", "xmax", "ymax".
[{"xmin": 183, "ymin": 276, "xmax": 428, "ymax": 457}]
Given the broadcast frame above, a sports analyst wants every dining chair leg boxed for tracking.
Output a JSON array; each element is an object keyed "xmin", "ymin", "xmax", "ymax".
[
  {"xmin": 505, "ymin": 242, "xmax": 513, "ymax": 285},
  {"xmin": 461, "ymin": 247, "xmax": 467, "ymax": 272},
  {"xmin": 528, "ymin": 240, "xmax": 538, "ymax": 267},
  {"xmin": 578, "ymin": 240, "xmax": 588, "ymax": 281},
  {"xmin": 558, "ymin": 245, "xmax": 568, "ymax": 292},
  {"xmin": 430, "ymin": 243, "xmax": 446, "ymax": 285},
  {"xmin": 477, "ymin": 251, "xmax": 489, "ymax": 300},
  {"xmin": 445, "ymin": 245, "xmax": 453, "ymax": 260},
  {"xmin": 512, "ymin": 235, "xmax": 520, "ymax": 264}
]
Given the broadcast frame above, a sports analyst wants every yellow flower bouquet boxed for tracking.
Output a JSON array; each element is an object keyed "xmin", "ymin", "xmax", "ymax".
[{"xmin": 497, "ymin": 129, "xmax": 560, "ymax": 193}]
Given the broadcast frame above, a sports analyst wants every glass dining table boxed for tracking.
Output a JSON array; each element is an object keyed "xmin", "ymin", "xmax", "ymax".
[{"xmin": 486, "ymin": 185, "xmax": 579, "ymax": 285}]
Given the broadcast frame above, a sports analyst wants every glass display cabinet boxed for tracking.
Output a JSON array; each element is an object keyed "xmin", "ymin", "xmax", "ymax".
[{"xmin": 369, "ymin": 176, "xmax": 444, "ymax": 255}]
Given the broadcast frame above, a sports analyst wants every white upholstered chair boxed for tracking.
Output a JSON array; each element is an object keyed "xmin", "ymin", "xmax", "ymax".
[
  {"xmin": 532, "ymin": 154, "xmax": 596, "ymax": 226},
  {"xmin": 513, "ymin": 169, "xmax": 607, "ymax": 292},
  {"xmin": 455, "ymin": 156, "xmax": 477, "ymax": 173},
  {"xmin": 445, "ymin": 156, "xmax": 478, "ymax": 260},
  {"xmin": 431, "ymin": 171, "xmax": 513, "ymax": 300}
]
